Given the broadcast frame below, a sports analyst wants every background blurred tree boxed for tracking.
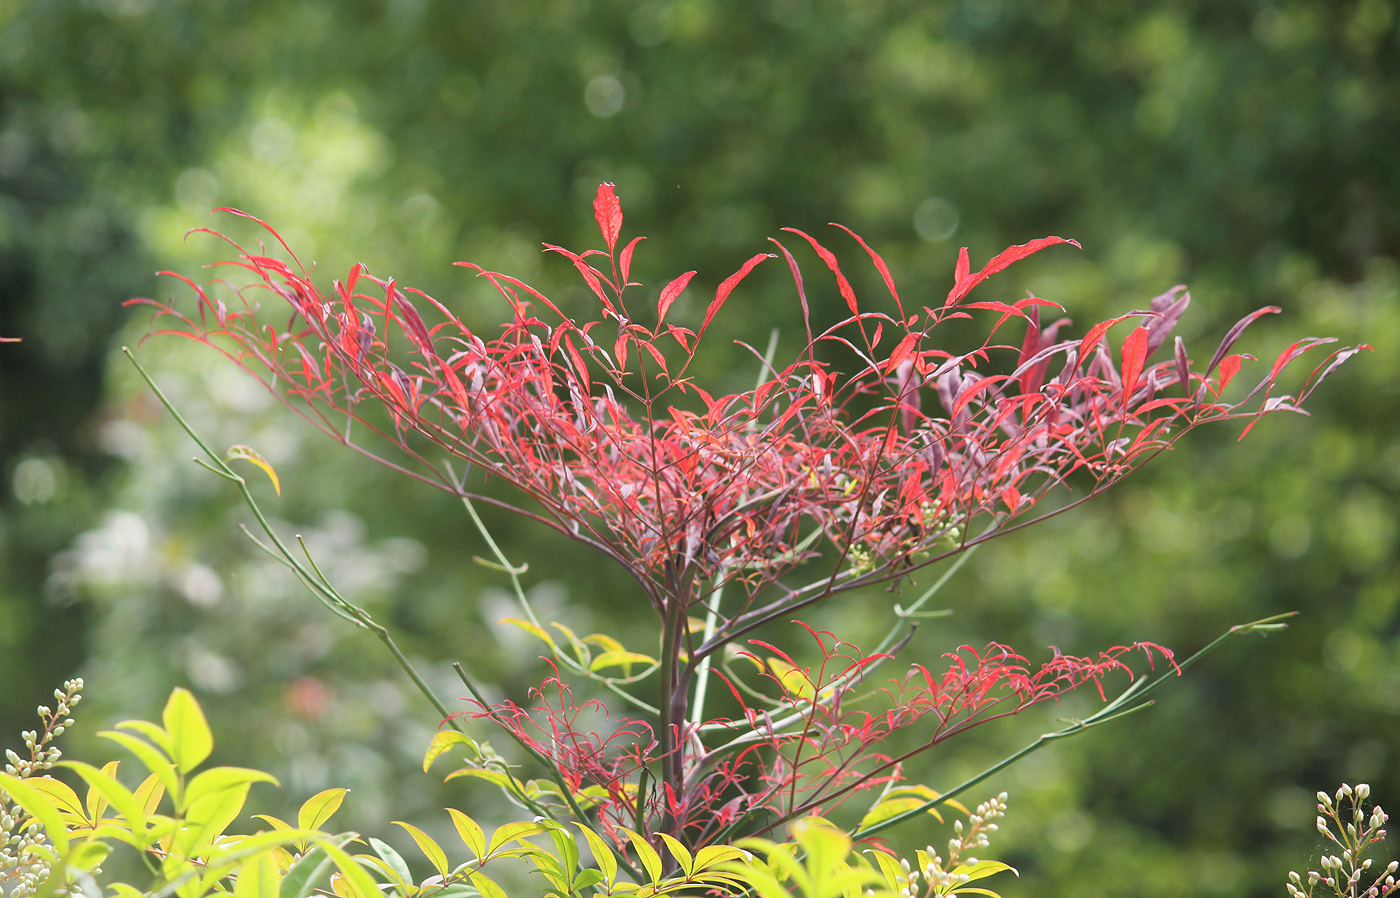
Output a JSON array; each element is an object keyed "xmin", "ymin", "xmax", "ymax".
[{"xmin": 1, "ymin": 1, "xmax": 1395, "ymax": 896}]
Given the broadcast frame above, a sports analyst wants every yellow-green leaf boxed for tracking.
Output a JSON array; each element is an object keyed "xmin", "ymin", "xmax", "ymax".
[
  {"xmin": 297, "ymin": 788, "xmax": 348, "ymax": 832},
  {"xmin": 468, "ymin": 872, "xmax": 507, "ymax": 898},
  {"xmin": 235, "ymin": 850, "xmax": 282, "ymax": 898},
  {"xmin": 767, "ymin": 656, "xmax": 816, "ymax": 702},
  {"xmin": 99, "ymin": 729, "xmax": 179, "ymax": 799},
  {"xmin": 588, "ymin": 650, "xmax": 658, "ymax": 675},
  {"xmin": 163, "ymin": 687, "xmax": 213, "ymax": 774},
  {"xmin": 622, "ymin": 828, "xmax": 663, "ymax": 883},
  {"xmin": 67, "ymin": 839, "xmax": 111, "ymax": 872},
  {"xmin": 443, "ymin": 768, "xmax": 516, "ymax": 789},
  {"xmin": 581, "ymin": 633, "xmax": 624, "ymax": 654},
  {"xmin": 657, "ymin": 833, "xmax": 693, "ymax": 876},
  {"xmin": 226, "ymin": 445, "xmax": 281, "ymax": 497},
  {"xmin": 498, "ymin": 617, "xmax": 555, "ymax": 649},
  {"xmin": 61, "ymin": 760, "xmax": 146, "ymax": 839},
  {"xmin": 549, "ymin": 621, "xmax": 589, "ymax": 663},
  {"xmin": 422, "ymin": 731, "xmax": 481, "ymax": 773},
  {"xmin": 446, "ymin": 807, "xmax": 486, "ymax": 857},
  {"xmin": 573, "ymin": 824, "xmax": 617, "ymax": 886},
  {"xmin": 394, "ymin": 821, "xmax": 449, "ymax": 878},
  {"xmin": 25, "ymin": 776, "xmax": 87, "ymax": 824},
  {"xmin": 0, "ymin": 772, "xmax": 70, "ymax": 854},
  {"xmin": 487, "ymin": 820, "xmax": 546, "ymax": 856},
  {"xmin": 694, "ymin": 844, "xmax": 747, "ymax": 870}
]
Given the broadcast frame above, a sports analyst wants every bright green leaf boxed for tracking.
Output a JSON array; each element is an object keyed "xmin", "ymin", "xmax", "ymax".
[
  {"xmin": 61, "ymin": 761, "xmax": 146, "ymax": 842},
  {"xmin": 468, "ymin": 871, "xmax": 506, "ymax": 898},
  {"xmin": 98, "ymin": 729, "xmax": 179, "ymax": 801},
  {"xmin": 573, "ymin": 823, "xmax": 617, "ymax": 885},
  {"xmin": 162, "ymin": 688, "xmax": 214, "ymax": 774}
]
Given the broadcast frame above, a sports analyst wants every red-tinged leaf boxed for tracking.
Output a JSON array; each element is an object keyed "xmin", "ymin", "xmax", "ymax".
[
  {"xmin": 769, "ymin": 237, "xmax": 814, "ymax": 350},
  {"xmin": 1174, "ymin": 336, "xmax": 1192, "ymax": 394},
  {"xmin": 701, "ymin": 253, "xmax": 773, "ymax": 335},
  {"xmin": 1206, "ymin": 306, "xmax": 1280, "ymax": 377},
  {"xmin": 1120, "ymin": 325, "xmax": 1150, "ymax": 409},
  {"xmin": 619, "ymin": 235, "xmax": 644, "ymax": 285},
  {"xmin": 885, "ymin": 332, "xmax": 918, "ymax": 376},
  {"xmin": 545, "ymin": 245, "xmax": 619, "ymax": 317},
  {"xmin": 665, "ymin": 323, "xmax": 694, "ymax": 353},
  {"xmin": 830, "ymin": 222, "xmax": 903, "ymax": 318},
  {"xmin": 952, "ymin": 375, "xmax": 1010, "ymax": 420},
  {"xmin": 1077, "ymin": 314, "xmax": 1136, "ymax": 365},
  {"xmin": 614, "ymin": 331, "xmax": 629, "ymax": 373},
  {"xmin": 1218, "ymin": 354, "xmax": 1242, "ymax": 392},
  {"xmin": 564, "ymin": 335, "xmax": 591, "ymax": 392},
  {"xmin": 593, "ymin": 182, "xmax": 623, "ymax": 254},
  {"xmin": 640, "ymin": 339, "xmax": 670, "ymax": 376},
  {"xmin": 657, "ymin": 271, "xmax": 697, "ymax": 325},
  {"xmin": 783, "ymin": 228, "xmax": 859, "ymax": 314},
  {"xmin": 945, "ymin": 236, "xmax": 1080, "ymax": 308}
]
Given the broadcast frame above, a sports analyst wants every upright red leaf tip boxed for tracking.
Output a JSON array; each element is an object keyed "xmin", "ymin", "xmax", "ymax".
[{"xmin": 594, "ymin": 182, "xmax": 623, "ymax": 255}]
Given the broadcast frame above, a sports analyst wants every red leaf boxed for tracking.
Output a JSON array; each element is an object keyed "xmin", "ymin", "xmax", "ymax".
[
  {"xmin": 945, "ymin": 236, "xmax": 1080, "ymax": 308},
  {"xmin": 1218, "ymin": 354, "xmax": 1242, "ymax": 392},
  {"xmin": 701, "ymin": 253, "xmax": 772, "ymax": 336},
  {"xmin": 619, "ymin": 236, "xmax": 645, "ymax": 285},
  {"xmin": 593, "ymin": 182, "xmax": 623, "ymax": 254},
  {"xmin": 657, "ymin": 271, "xmax": 697, "ymax": 325},
  {"xmin": 1077, "ymin": 314, "xmax": 1136, "ymax": 365},
  {"xmin": 564, "ymin": 334, "xmax": 591, "ymax": 392},
  {"xmin": 1120, "ymin": 325, "xmax": 1150, "ymax": 410},
  {"xmin": 783, "ymin": 228, "xmax": 859, "ymax": 314},
  {"xmin": 830, "ymin": 223, "xmax": 903, "ymax": 318}
]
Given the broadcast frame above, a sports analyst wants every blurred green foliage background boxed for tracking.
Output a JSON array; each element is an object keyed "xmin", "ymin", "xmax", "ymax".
[{"xmin": 2, "ymin": 1, "xmax": 1397, "ymax": 896}]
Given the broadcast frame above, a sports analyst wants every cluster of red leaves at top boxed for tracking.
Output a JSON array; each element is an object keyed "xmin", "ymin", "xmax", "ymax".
[{"xmin": 131, "ymin": 183, "xmax": 1362, "ymax": 628}]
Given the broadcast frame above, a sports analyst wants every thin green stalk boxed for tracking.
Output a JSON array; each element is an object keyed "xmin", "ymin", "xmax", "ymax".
[{"xmin": 125, "ymin": 347, "xmax": 462, "ymax": 730}]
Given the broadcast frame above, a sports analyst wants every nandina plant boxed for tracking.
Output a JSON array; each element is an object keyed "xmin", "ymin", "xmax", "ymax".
[{"xmin": 128, "ymin": 183, "xmax": 1363, "ymax": 859}]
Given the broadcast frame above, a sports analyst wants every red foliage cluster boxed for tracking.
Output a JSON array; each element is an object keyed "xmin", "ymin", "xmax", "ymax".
[{"xmin": 132, "ymin": 183, "xmax": 1362, "ymax": 850}]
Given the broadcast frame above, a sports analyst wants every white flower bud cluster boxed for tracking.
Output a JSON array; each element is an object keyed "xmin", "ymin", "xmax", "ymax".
[
  {"xmin": 1, "ymin": 679, "xmax": 84, "ymax": 898},
  {"xmin": 876, "ymin": 792, "xmax": 1009, "ymax": 898},
  {"xmin": 1288, "ymin": 783, "xmax": 1398, "ymax": 898}
]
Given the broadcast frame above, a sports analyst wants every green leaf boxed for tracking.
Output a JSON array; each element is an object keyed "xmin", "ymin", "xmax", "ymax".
[
  {"xmin": 549, "ymin": 621, "xmax": 590, "ymax": 665},
  {"xmin": 280, "ymin": 842, "xmax": 339, "ymax": 898},
  {"xmin": 226, "ymin": 444, "xmax": 282, "ymax": 497},
  {"xmin": 422, "ymin": 731, "xmax": 481, "ymax": 773},
  {"xmin": 297, "ymin": 788, "xmax": 348, "ymax": 832},
  {"xmin": 114, "ymin": 719, "xmax": 174, "ymax": 759},
  {"xmin": 367, "ymin": 837, "xmax": 412, "ymax": 886},
  {"xmin": 394, "ymin": 821, "xmax": 449, "ymax": 878},
  {"xmin": 317, "ymin": 839, "xmax": 381, "ymax": 898},
  {"xmin": 163, "ymin": 688, "xmax": 214, "ymax": 774},
  {"xmin": 0, "ymin": 772, "xmax": 71, "ymax": 854},
  {"xmin": 66, "ymin": 839, "xmax": 112, "ymax": 873}
]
